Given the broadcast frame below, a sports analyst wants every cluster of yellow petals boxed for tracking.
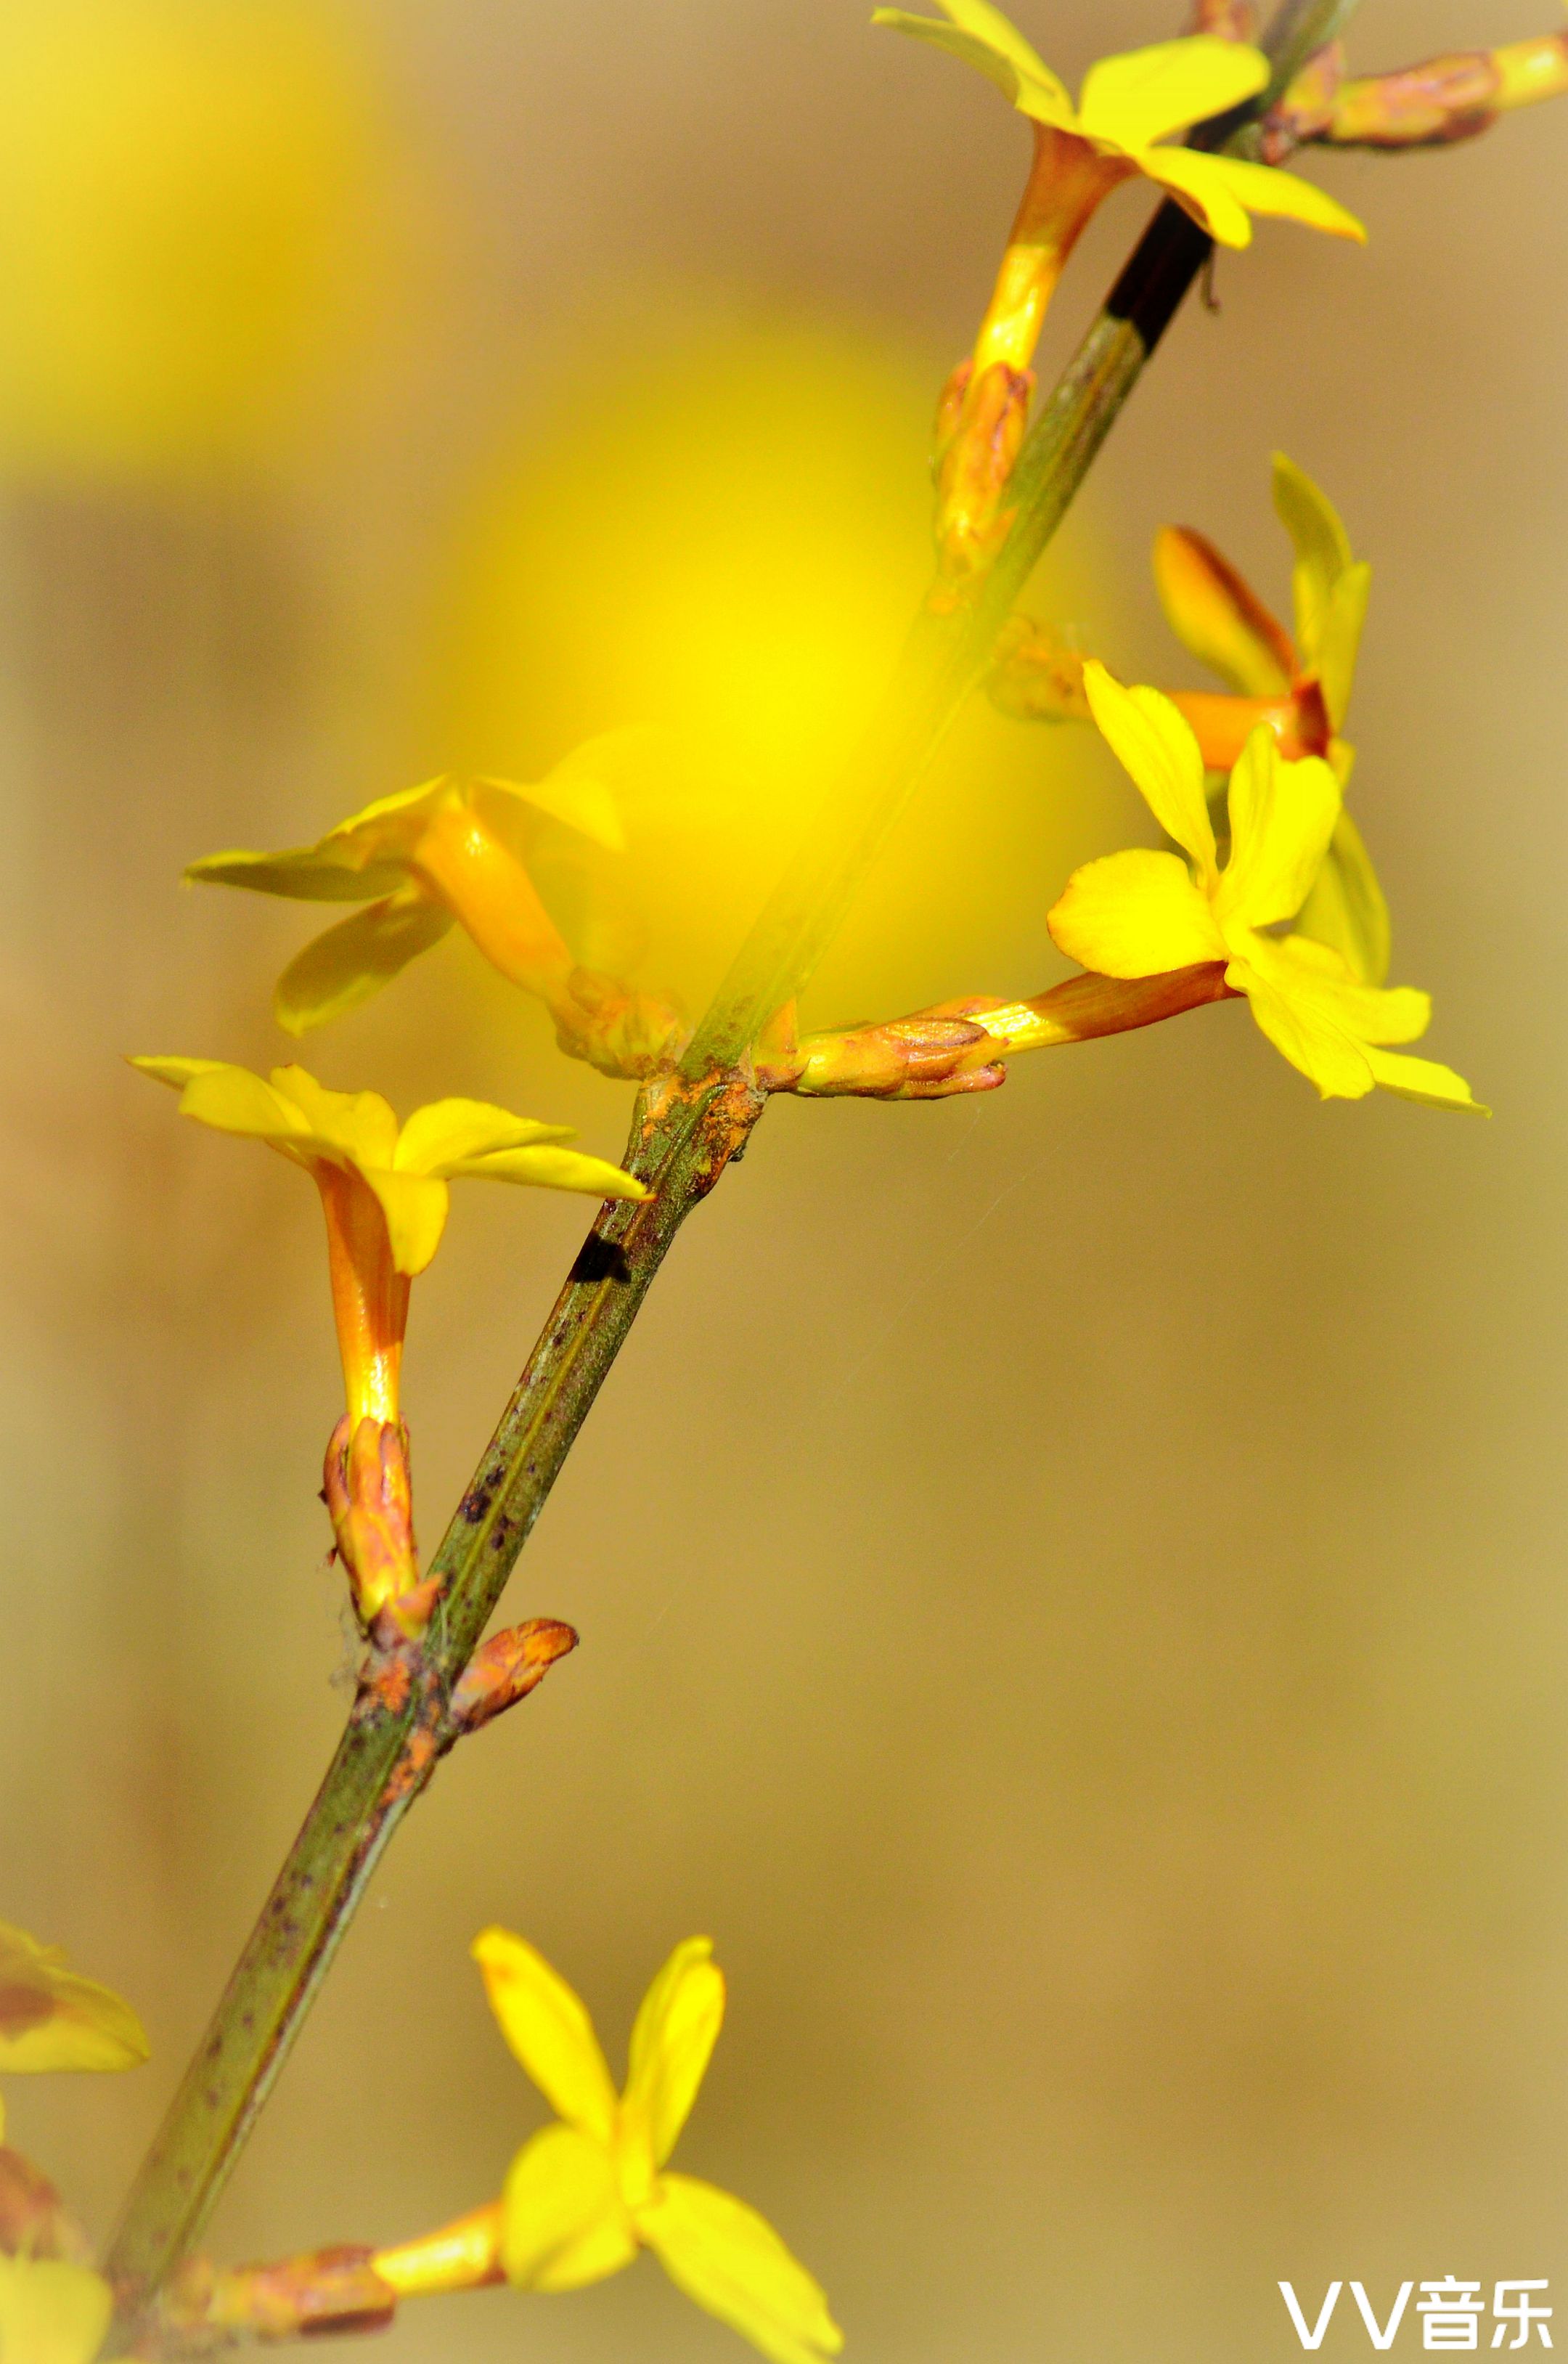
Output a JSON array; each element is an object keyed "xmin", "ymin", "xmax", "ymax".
[
  {"xmin": 873, "ymin": 2, "xmax": 1365, "ymax": 252},
  {"xmin": 391, "ymin": 1930, "xmax": 844, "ymax": 2364},
  {"xmin": 1049, "ymin": 664, "xmax": 1482, "ymax": 1111}
]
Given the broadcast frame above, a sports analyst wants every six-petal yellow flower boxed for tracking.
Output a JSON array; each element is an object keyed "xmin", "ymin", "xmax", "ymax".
[
  {"xmin": 470, "ymin": 1929, "xmax": 841, "ymax": 2364},
  {"xmin": 1048, "ymin": 663, "xmax": 1482, "ymax": 1110}
]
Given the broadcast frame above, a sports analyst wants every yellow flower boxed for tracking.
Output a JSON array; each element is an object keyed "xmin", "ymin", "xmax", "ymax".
[
  {"xmin": 0, "ymin": 2256, "xmax": 111, "ymax": 2364},
  {"xmin": 1153, "ymin": 452, "xmax": 1387, "ymax": 982},
  {"xmin": 1048, "ymin": 663, "xmax": 1483, "ymax": 1111},
  {"xmin": 0, "ymin": 1921, "xmax": 148, "ymax": 2144},
  {"xmin": 873, "ymin": 8, "xmax": 1361, "ymax": 576},
  {"xmin": 185, "ymin": 735, "xmax": 685, "ymax": 1077},
  {"xmin": 874, "ymin": 6, "xmax": 1363, "ymax": 256},
  {"xmin": 131, "ymin": 1059, "xmax": 648, "ymax": 1427},
  {"xmin": 130, "ymin": 1061, "xmax": 648, "ymax": 1629},
  {"xmin": 468, "ymin": 1930, "xmax": 841, "ymax": 2364}
]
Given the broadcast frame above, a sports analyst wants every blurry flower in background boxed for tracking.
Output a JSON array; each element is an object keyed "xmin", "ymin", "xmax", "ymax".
[
  {"xmin": 0, "ymin": 0, "xmax": 407, "ymax": 482},
  {"xmin": 428, "ymin": 304, "xmax": 1111, "ymax": 1019},
  {"xmin": 0, "ymin": 1920, "xmax": 148, "ymax": 2140}
]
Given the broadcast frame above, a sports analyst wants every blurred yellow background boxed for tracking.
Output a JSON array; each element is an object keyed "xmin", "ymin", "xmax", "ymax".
[{"xmin": 2, "ymin": 2, "xmax": 1567, "ymax": 2359}]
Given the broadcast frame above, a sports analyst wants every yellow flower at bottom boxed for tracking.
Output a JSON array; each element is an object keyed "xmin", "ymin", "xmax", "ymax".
[
  {"xmin": 470, "ymin": 1930, "xmax": 842, "ymax": 2364},
  {"xmin": 0, "ymin": 1922, "xmax": 148, "ymax": 2143},
  {"xmin": 1048, "ymin": 664, "xmax": 1483, "ymax": 1110},
  {"xmin": 0, "ymin": 2257, "xmax": 110, "ymax": 2364}
]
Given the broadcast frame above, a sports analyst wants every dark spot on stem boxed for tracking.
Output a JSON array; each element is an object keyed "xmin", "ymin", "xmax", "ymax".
[{"xmin": 569, "ymin": 1236, "xmax": 632, "ymax": 1286}]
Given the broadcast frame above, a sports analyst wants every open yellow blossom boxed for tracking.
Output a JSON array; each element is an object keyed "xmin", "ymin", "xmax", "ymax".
[
  {"xmin": 0, "ymin": 1921, "xmax": 148, "ymax": 2144},
  {"xmin": 875, "ymin": 1, "xmax": 1362, "ymax": 572},
  {"xmin": 131, "ymin": 1060, "xmax": 648, "ymax": 1427},
  {"xmin": 131, "ymin": 1061, "xmax": 648, "ymax": 1629},
  {"xmin": 185, "ymin": 734, "xmax": 684, "ymax": 1077},
  {"xmin": 1048, "ymin": 664, "xmax": 1482, "ymax": 1110},
  {"xmin": 0, "ymin": 2256, "xmax": 111, "ymax": 2364},
  {"xmin": 376, "ymin": 1932, "xmax": 841, "ymax": 2364},
  {"xmin": 1153, "ymin": 452, "xmax": 1387, "ymax": 982}
]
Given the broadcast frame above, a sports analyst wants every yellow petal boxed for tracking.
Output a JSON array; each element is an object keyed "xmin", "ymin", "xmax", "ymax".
[
  {"xmin": 1228, "ymin": 958, "xmax": 1375, "ymax": 1099},
  {"xmin": 1152, "ymin": 526, "xmax": 1295, "ymax": 698},
  {"xmin": 621, "ymin": 1939, "xmax": 725, "ymax": 2170},
  {"xmin": 869, "ymin": 6, "xmax": 1074, "ymax": 123},
  {"xmin": 266, "ymin": 1067, "xmax": 401, "ymax": 1171},
  {"xmin": 1364, "ymin": 1048, "xmax": 1488, "ymax": 1114},
  {"xmin": 1262, "ymin": 934, "xmax": 1429, "ymax": 1044},
  {"xmin": 393, "ymin": 1099, "xmax": 575, "ymax": 1178},
  {"xmin": 1077, "ymin": 36, "xmax": 1267, "ymax": 152},
  {"xmin": 274, "ymin": 889, "xmax": 454, "ymax": 1037},
  {"xmin": 1048, "ymin": 848, "xmax": 1225, "ymax": 979},
  {"xmin": 1180, "ymin": 152, "xmax": 1365, "ymax": 242},
  {"xmin": 358, "ymin": 1167, "xmax": 449, "ymax": 1278},
  {"xmin": 1216, "ymin": 730, "xmax": 1340, "ymax": 932},
  {"xmin": 1273, "ymin": 452, "xmax": 1355, "ymax": 662},
  {"xmin": 1135, "ymin": 147, "xmax": 1254, "ymax": 246},
  {"xmin": 0, "ymin": 2257, "xmax": 113, "ymax": 2364},
  {"xmin": 500, "ymin": 2124, "xmax": 637, "ymax": 2294},
  {"xmin": 470, "ymin": 1929, "xmax": 618, "ymax": 2145},
  {"xmin": 1294, "ymin": 809, "xmax": 1391, "ymax": 986},
  {"xmin": 1081, "ymin": 661, "xmax": 1217, "ymax": 876},
  {"xmin": 455, "ymin": 1146, "xmax": 653, "ymax": 1202},
  {"xmin": 130, "ymin": 1056, "xmax": 312, "ymax": 1149},
  {"xmin": 1314, "ymin": 561, "xmax": 1371, "ymax": 733},
  {"xmin": 640, "ymin": 2175, "xmax": 842, "ymax": 2364},
  {"xmin": 475, "ymin": 726, "xmax": 665, "ymax": 857},
  {"xmin": 184, "ymin": 779, "xmax": 455, "ymax": 902},
  {"xmin": 0, "ymin": 1923, "xmax": 148, "ymax": 2076}
]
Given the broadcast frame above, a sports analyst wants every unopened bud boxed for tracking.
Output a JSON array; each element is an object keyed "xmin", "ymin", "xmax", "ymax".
[
  {"xmin": 556, "ymin": 969, "xmax": 689, "ymax": 1080},
  {"xmin": 449, "ymin": 1620, "xmax": 579, "ymax": 1735},
  {"xmin": 934, "ymin": 362, "xmax": 1033, "ymax": 584},
  {"xmin": 179, "ymin": 2246, "xmax": 397, "ymax": 2341},
  {"xmin": 323, "ymin": 1415, "xmax": 426, "ymax": 1637}
]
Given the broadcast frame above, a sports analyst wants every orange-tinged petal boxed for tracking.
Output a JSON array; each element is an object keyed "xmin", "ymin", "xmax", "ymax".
[
  {"xmin": 1152, "ymin": 526, "xmax": 1295, "ymax": 697},
  {"xmin": 1049, "ymin": 848, "xmax": 1225, "ymax": 978}
]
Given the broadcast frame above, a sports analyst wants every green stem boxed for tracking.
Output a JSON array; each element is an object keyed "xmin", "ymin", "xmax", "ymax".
[{"xmin": 105, "ymin": 0, "xmax": 1360, "ymax": 2318}]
